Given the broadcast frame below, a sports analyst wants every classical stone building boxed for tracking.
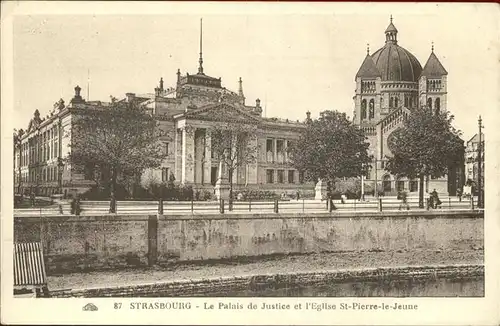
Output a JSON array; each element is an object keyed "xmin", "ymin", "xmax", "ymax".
[
  {"xmin": 352, "ymin": 17, "xmax": 462, "ymax": 196},
  {"xmin": 14, "ymin": 25, "xmax": 314, "ymax": 198},
  {"xmin": 13, "ymin": 87, "xmax": 99, "ymax": 196}
]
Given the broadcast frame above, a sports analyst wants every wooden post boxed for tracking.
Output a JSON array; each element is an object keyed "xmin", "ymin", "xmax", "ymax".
[
  {"xmin": 378, "ymin": 198, "xmax": 383, "ymax": 212},
  {"xmin": 274, "ymin": 199, "xmax": 279, "ymax": 213},
  {"xmin": 191, "ymin": 198, "xmax": 194, "ymax": 214},
  {"xmin": 249, "ymin": 200, "xmax": 251, "ymax": 212}
]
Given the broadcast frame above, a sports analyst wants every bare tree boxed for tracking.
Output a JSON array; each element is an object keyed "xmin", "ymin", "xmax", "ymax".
[{"xmin": 210, "ymin": 122, "xmax": 258, "ymax": 207}]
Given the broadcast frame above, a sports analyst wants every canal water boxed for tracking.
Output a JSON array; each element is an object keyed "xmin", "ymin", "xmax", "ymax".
[{"xmin": 212, "ymin": 276, "xmax": 484, "ymax": 297}]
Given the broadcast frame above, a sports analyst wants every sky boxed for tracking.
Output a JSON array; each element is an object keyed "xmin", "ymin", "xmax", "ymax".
[{"xmin": 6, "ymin": 2, "xmax": 499, "ymax": 142}]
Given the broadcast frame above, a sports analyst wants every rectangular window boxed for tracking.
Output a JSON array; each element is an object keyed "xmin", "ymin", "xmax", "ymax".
[
  {"xmin": 266, "ymin": 139, "xmax": 274, "ymax": 162},
  {"xmin": 276, "ymin": 140, "xmax": 284, "ymax": 153},
  {"xmin": 266, "ymin": 169, "xmax": 274, "ymax": 184},
  {"xmin": 162, "ymin": 167, "xmax": 169, "ymax": 182},
  {"xmin": 164, "ymin": 142, "xmax": 169, "ymax": 156},
  {"xmin": 410, "ymin": 180, "xmax": 418, "ymax": 192},
  {"xmin": 288, "ymin": 170, "xmax": 295, "ymax": 184},
  {"xmin": 396, "ymin": 181, "xmax": 405, "ymax": 192},
  {"xmin": 277, "ymin": 170, "xmax": 285, "ymax": 183}
]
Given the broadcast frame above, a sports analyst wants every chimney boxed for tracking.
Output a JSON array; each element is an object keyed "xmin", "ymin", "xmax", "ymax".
[
  {"xmin": 256, "ymin": 98, "xmax": 261, "ymax": 108},
  {"xmin": 126, "ymin": 93, "xmax": 136, "ymax": 102},
  {"xmin": 306, "ymin": 111, "xmax": 312, "ymax": 123}
]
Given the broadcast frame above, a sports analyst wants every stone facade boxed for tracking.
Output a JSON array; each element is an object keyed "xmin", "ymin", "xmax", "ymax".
[
  {"xmin": 14, "ymin": 68, "xmax": 314, "ymax": 198},
  {"xmin": 465, "ymin": 133, "xmax": 485, "ymax": 187},
  {"xmin": 13, "ymin": 88, "xmax": 98, "ymax": 196},
  {"xmin": 353, "ymin": 17, "xmax": 461, "ymax": 196}
]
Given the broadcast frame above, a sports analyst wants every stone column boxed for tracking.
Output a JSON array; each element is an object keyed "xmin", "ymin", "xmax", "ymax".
[
  {"xmin": 181, "ymin": 126, "xmax": 195, "ymax": 184},
  {"xmin": 203, "ymin": 129, "xmax": 212, "ymax": 185},
  {"xmin": 174, "ymin": 128, "xmax": 182, "ymax": 181}
]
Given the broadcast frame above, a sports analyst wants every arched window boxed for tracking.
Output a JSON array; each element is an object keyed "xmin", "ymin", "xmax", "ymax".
[
  {"xmin": 369, "ymin": 99, "xmax": 375, "ymax": 119},
  {"xmin": 361, "ymin": 99, "xmax": 367, "ymax": 120},
  {"xmin": 404, "ymin": 96, "xmax": 408, "ymax": 107},
  {"xmin": 435, "ymin": 98, "xmax": 441, "ymax": 114},
  {"xmin": 394, "ymin": 97, "xmax": 399, "ymax": 108},
  {"xmin": 389, "ymin": 97, "xmax": 394, "ymax": 109},
  {"xmin": 427, "ymin": 97, "xmax": 432, "ymax": 109}
]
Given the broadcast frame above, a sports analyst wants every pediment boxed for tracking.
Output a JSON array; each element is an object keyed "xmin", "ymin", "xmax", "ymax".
[{"xmin": 183, "ymin": 103, "xmax": 261, "ymax": 124}]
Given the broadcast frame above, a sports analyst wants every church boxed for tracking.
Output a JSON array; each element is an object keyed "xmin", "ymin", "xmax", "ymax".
[
  {"xmin": 14, "ymin": 17, "xmax": 462, "ymax": 198},
  {"xmin": 352, "ymin": 16, "xmax": 462, "ymax": 196}
]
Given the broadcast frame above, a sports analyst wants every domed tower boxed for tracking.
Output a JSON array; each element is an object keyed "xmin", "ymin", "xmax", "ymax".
[
  {"xmin": 419, "ymin": 43, "xmax": 448, "ymax": 114},
  {"xmin": 354, "ymin": 16, "xmax": 423, "ymax": 126}
]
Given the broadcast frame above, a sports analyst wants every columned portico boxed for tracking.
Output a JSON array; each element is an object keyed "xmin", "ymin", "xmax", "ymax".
[{"xmin": 181, "ymin": 125, "xmax": 196, "ymax": 184}]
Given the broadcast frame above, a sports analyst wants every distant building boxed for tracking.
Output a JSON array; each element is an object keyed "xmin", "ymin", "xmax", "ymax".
[
  {"xmin": 13, "ymin": 22, "xmax": 314, "ymax": 198},
  {"xmin": 465, "ymin": 133, "xmax": 485, "ymax": 190},
  {"xmin": 352, "ymin": 17, "xmax": 464, "ymax": 195}
]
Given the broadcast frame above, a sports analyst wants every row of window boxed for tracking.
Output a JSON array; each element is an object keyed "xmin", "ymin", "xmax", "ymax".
[
  {"xmin": 383, "ymin": 180, "xmax": 419, "ymax": 192},
  {"xmin": 18, "ymin": 165, "xmax": 60, "ymax": 183},
  {"xmin": 19, "ymin": 127, "xmax": 60, "ymax": 167},
  {"xmin": 265, "ymin": 169, "xmax": 303, "ymax": 184},
  {"xmin": 427, "ymin": 97, "xmax": 441, "ymax": 113}
]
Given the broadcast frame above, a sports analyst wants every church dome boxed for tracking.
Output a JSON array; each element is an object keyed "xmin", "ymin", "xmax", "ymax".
[{"xmin": 370, "ymin": 17, "xmax": 423, "ymax": 82}]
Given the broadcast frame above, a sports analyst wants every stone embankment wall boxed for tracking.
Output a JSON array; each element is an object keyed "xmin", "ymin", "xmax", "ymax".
[
  {"xmin": 50, "ymin": 264, "xmax": 484, "ymax": 297},
  {"xmin": 14, "ymin": 211, "xmax": 483, "ymax": 274}
]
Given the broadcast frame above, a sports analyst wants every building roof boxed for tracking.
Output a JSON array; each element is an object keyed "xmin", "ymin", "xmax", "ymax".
[
  {"xmin": 385, "ymin": 21, "xmax": 398, "ymax": 33},
  {"xmin": 467, "ymin": 132, "xmax": 485, "ymax": 145},
  {"xmin": 420, "ymin": 51, "xmax": 448, "ymax": 78},
  {"xmin": 355, "ymin": 54, "xmax": 382, "ymax": 79},
  {"xmin": 371, "ymin": 44, "xmax": 423, "ymax": 82}
]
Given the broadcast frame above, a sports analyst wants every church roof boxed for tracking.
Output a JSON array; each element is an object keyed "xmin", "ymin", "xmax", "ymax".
[
  {"xmin": 356, "ymin": 54, "xmax": 382, "ymax": 79},
  {"xmin": 371, "ymin": 43, "xmax": 423, "ymax": 82},
  {"xmin": 420, "ymin": 52, "xmax": 448, "ymax": 78},
  {"xmin": 385, "ymin": 22, "xmax": 398, "ymax": 33}
]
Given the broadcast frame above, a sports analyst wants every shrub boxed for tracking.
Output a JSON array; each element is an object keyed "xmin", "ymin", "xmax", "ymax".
[
  {"xmin": 235, "ymin": 189, "xmax": 279, "ymax": 201},
  {"xmin": 81, "ymin": 184, "xmax": 130, "ymax": 200}
]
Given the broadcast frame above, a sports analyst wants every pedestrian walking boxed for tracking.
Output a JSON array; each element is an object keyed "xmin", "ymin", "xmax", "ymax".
[{"xmin": 457, "ymin": 187, "xmax": 463, "ymax": 202}]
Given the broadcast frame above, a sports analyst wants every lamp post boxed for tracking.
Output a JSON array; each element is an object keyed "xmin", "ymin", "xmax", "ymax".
[
  {"xmin": 477, "ymin": 116, "xmax": 484, "ymax": 208},
  {"xmin": 57, "ymin": 157, "xmax": 64, "ymax": 195}
]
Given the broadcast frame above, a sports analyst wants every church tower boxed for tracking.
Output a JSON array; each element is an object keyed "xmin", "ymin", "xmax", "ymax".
[
  {"xmin": 353, "ymin": 44, "xmax": 382, "ymax": 126},
  {"xmin": 419, "ymin": 43, "xmax": 448, "ymax": 114}
]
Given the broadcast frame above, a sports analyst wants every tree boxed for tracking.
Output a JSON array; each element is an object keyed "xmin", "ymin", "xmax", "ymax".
[
  {"xmin": 69, "ymin": 100, "xmax": 167, "ymax": 212},
  {"xmin": 210, "ymin": 122, "xmax": 258, "ymax": 208},
  {"xmin": 385, "ymin": 107, "xmax": 464, "ymax": 208},
  {"xmin": 288, "ymin": 110, "xmax": 372, "ymax": 197}
]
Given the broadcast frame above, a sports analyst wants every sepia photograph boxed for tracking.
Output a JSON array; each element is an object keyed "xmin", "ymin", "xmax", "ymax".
[{"xmin": 2, "ymin": 1, "xmax": 499, "ymax": 325}]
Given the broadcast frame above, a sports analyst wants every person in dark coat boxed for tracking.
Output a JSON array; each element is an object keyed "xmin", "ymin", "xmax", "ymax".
[{"xmin": 430, "ymin": 189, "xmax": 441, "ymax": 208}]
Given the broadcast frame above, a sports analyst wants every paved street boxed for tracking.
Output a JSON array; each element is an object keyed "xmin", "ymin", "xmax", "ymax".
[{"xmin": 14, "ymin": 196, "xmax": 478, "ymax": 216}]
